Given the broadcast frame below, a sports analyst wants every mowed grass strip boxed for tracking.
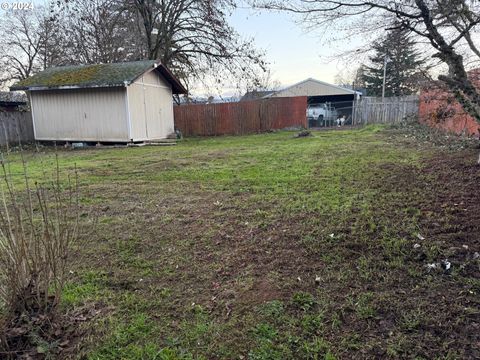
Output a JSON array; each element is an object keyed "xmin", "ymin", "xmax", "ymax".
[{"xmin": 5, "ymin": 126, "xmax": 480, "ymax": 359}]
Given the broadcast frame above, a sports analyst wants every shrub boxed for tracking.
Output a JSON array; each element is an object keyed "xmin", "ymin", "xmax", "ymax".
[{"xmin": 0, "ymin": 152, "xmax": 79, "ymax": 352}]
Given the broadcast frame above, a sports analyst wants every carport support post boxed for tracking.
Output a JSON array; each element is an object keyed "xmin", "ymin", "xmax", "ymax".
[
  {"xmin": 382, "ymin": 55, "xmax": 390, "ymax": 123},
  {"xmin": 352, "ymin": 94, "xmax": 357, "ymax": 126},
  {"xmin": 382, "ymin": 55, "xmax": 388, "ymax": 100}
]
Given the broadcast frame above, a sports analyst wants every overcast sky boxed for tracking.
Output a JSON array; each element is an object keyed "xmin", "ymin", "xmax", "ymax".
[{"xmin": 228, "ymin": 7, "xmax": 344, "ymax": 88}]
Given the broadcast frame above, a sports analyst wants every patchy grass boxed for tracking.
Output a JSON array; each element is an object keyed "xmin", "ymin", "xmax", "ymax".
[{"xmin": 3, "ymin": 125, "xmax": 480, "ymax": 359}]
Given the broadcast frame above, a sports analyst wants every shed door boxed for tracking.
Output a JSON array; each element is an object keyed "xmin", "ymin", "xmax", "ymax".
[
  {"xmin": 128, "ymin": 71, "xmax": 174, "ymax": 141},
  {"xmin": 143, "ymin": 85, "xmax": 164, "ymax": 140}
]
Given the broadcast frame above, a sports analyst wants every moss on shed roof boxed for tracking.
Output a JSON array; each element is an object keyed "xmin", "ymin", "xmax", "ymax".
[{"xmin": 11, "ymin": 60, "xmax": 157, "ymax": 90}]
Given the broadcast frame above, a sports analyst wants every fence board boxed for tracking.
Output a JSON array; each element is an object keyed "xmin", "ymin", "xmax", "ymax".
[
  {"xmin": 174, "ymin": 97, "xmax": 307, "ymax": 136},
  {"xmin": 0, "ymin": 111, "xmax": 34, "ymax": 146},
  {"xmin": 354, "ymin": 95, "xmax": 419, "ymax": 125}
]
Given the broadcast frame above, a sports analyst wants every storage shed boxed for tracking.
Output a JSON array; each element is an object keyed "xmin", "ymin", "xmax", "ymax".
[{"xmin": 10, "ymin": 60, "xmax": 187, "ymax": 143}]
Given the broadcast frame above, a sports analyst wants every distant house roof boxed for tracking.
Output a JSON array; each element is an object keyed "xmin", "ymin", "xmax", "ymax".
[
  {"xmin": 240, "ymin": 90, "xmax": 276, "ymax": 101},
  {"xmin": 10, "ymin": 60, "xmax": 187, "ymax": 94},
  {"xmin": 0, "ymin": 91, "xmax": 27, "ymax": 107},
  {"xmin": 264, "ymin": 78, "xmax": 362, "ymax": 98}
]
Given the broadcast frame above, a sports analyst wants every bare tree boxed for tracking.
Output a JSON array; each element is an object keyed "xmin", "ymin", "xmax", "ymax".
[
  {"xmin": 0, "ymin": 6, "xmax": 70, "ymax": 88},
  {"xmin": 253, "ymin": 0, "xmax": 480, "ymax": 125},
  {"xmin": 57, "ymin": 0, "xmax": 142, "ymax": 64},
  {"xmin": 335, "ymin": 66, "xmax": 367, "ymax": 90},
  {"xmin": 249, "ymin": 69, "xmax": 281, "ymax": 91},
  {"xmin": 0, "ymin": 10, "xmax": 45, "ymax": 85},
  {"xmin": 38, "ymin": 6, "xmax": 73, "ymax": 69},
  {"xmin": 128, "ymin": 0, "xmax": 268, "ymax": 91}
]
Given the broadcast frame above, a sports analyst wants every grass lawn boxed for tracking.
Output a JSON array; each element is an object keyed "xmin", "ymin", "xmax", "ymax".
[{"xmin": 4, "ymin": 125, "xmax": 480, "ymax": 359}]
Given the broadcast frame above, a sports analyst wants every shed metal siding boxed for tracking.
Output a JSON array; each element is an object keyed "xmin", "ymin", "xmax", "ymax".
[
  {"xmin": 30, "ymin": 87, "xmax": 129, "ymax": 141},
  {"xmin": 271, "ymin": 79, "xmax": 354, "ymax": 97},
  {"xmin": 128, "ymin": 70, "xmax": 174, "ymax": 141}
]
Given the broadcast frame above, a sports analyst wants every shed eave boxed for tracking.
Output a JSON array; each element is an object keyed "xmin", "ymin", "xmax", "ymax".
[
  {"xmin": 0, "ymin": 101, "xmax": 26, "ymax": 106},
  {"xmin": 10, "ymin": 84, "xmax": 126, "ymax": 92}
]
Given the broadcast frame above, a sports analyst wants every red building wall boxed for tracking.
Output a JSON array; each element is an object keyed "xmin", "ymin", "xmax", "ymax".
[{"xmin": 419, "ymin": 70, "xmax": 480, "ymax": 137}]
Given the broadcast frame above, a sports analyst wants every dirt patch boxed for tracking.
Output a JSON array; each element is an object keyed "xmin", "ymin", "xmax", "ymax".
[
  {"xmin": 319, "ymin": 148, "xmax": 480, "ymax": 359},
  {"xmin": 420, "ymin": 151, "xmax": 480, "ymax": 272},
  {"xmin": 1, "ymin": 302, "xmax": 109, "ymax": 359}
]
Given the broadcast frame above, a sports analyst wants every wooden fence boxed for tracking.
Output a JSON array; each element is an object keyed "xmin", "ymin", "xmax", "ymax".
[
  {"xmin": 353, "ymin": 95, "xmax": 419, "ymax": 125},
  {"xmin": 174, "ymin": 96, "xmax": 307, "ymax": 136},
  {"xmin": 0, "ymin": 110, "xmax": 35, "ymax": 147}
]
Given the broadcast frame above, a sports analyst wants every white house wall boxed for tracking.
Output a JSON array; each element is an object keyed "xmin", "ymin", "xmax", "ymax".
[
  {"xmin": 30, "ymin": 87, "xmax": 129, "ymax": 142},
  {"xmin": 271, "ymin": 80, "xmax": 354, "ymax": 97},
  {"xmin": 127, "ymin": 70, "xmax": 174, "ymax": 141}
]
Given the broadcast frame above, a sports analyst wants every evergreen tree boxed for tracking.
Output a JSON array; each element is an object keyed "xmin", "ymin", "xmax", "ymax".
[{"xmin": 363, "ymin": 27, "xmax": 425, "ymax": 97}]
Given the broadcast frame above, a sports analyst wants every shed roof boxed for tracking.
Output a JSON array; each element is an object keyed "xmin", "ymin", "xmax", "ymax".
[
  {"xmin": 10, "ymin": 60, "xmax": 187, "ymax": 94},
  {"xmin": 0, "ymin": 91, "xmax": 27, "ymax": 105}
]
